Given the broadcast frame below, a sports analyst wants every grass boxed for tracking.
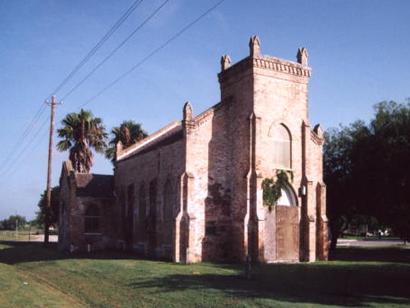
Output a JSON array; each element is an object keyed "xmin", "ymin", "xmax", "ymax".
[{"xmin": 0, "ymin": 241, "xmax": 410, "ymax": 307}]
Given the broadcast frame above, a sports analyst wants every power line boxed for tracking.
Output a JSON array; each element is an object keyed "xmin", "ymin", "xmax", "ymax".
[
  {"xmin": 51, "ymin": 0, "xmax": 144, "ymax": 96},
  {"xmin": 20, "ymin": 104, "xmax": 47, "ymax": 140},
  {"xmin": 0, "ymin": 104, "xmax": 47, "ymax": 174},
  {"xmin": 80, "ymin": 0, "xmax": 226, "ymax": 107},
  {"xmin": 1, "ymin": 0, "xmax": 226, "ymax": 179},
  {"xmin": 61, "ymin": 0, "xmax": 171, "ymax": 101},
  {"xmin": 0, "ymin": 0, "xmax": 143, "ymax": 175},
  {"xmin": 1, "ymin": 117, "xmax": 49, "ymax": 178}
]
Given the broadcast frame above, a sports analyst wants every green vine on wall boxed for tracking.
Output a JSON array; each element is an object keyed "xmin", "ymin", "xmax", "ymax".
[{"xmin": 262, "ymin": 170, "xmax": 293, "ymax": 211}]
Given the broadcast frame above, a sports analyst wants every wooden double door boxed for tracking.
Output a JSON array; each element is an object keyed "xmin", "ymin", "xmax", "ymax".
[
  {"xmin": 265, "ymin": 205, "xmax": 299, "ymax": 262},
  {"xmin": 275, "ymin": 205, "xmax": 299, "ymax": 261}
]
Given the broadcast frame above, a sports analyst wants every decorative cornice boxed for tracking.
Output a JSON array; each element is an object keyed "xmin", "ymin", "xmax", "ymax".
[
  {"xmin": 218, "ymin": 55, "xmax": 311, "ymax": 84},
  {"xmin": 253, "ymin": 56, "xmax": 311, "ymax": 77},
  {"xmin": 310, "ymin": 130, "xmax": 324, "ymax": 145}
]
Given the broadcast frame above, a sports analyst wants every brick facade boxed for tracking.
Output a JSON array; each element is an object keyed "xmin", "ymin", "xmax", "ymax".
[
  {"xmin": 59, "ymin": 36, "xmax": 328, "ymax": 262},
  {"xmin": 58, "ymin": 161, "xmax": 117, "ymax": 252}
]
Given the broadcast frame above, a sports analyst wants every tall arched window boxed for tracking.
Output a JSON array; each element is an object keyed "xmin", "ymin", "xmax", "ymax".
[
  {"xmin": 163, "ymin": 179, "xmax": 173, "ymax": 221},
  {"xmin": 127, "ymin": 184, "xmax": 135, "ymax": 238},
  {"xmin": 138, "ymin": 183, "xmax": 146, "ymax": 222},
  {"xmin": 127, "ymin": 184, "xmax": 135, "ymax": 218},
  {"xmin": 149, "ymin": 180, "xmax": 157, "ymax": 220},
  {"xmin": 84, "ymin": 204, "xmax": 100, "ymax": 234},
  {"xmin": 272, "ymin": 124, "xmax": 292, "ymax": 169}
]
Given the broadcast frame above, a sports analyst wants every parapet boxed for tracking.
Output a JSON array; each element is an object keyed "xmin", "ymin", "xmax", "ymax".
[{"xmin": 218, "ymin": 35, "xmax": 311, "ymax": 83}]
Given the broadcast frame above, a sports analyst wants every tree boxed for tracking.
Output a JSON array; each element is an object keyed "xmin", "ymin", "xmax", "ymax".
[
  {"xmin": 367, "ymin": 100, "xmax": 410, "ymax": 241},
  {"xmin": 324, "ymin": 122, "xmax": 366, "ymax": 249},
  {"xmin": 35, "ymin": 186, "xmax": 60, "ymax": 228},
  {"xmin": 57, "ymin": 109, "xmax": 107, "ymax": 173},
  {"xmin": 0, "ymin": 215, "xmax": 27, "ymax": 230},
  {"xmin": 105, "ymin": 120, "xmax": 147, "ymax": 162},
  {"xmin": 325, "ymin": 99, "xmax": 410, "ymax": 248}
]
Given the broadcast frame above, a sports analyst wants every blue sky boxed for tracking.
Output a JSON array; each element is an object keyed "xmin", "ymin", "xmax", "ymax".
[{"xmin": 0, "ymin": 0, "xmax": 409, "ymax": 220}]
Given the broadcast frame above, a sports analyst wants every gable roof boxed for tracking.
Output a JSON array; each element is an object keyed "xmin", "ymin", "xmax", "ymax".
[
  {"xmin": 60, "ymin": 161, "xmax": 115, "ymax": 199},
  {"xmin": 116, "ymin": 121, "xmax": 182, "ymax": 162},
  {"xmin": 75, "ymin": 173, "xmax": 114, "ymax": 198},
  {"xmin": 115, "ymin": 101, "xmax": 226, "ymax": 163}
]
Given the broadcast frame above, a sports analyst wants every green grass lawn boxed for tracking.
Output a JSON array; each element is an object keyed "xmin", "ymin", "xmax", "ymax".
[{"xmin": 0, "ymin": 242, "xmax": 409, "ymax": 307}]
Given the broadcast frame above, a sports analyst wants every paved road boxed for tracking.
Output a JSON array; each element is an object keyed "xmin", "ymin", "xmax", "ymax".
[
  {"xmin": 29, "ymin": 234, "xmax": 58, "ymax": 242},
  {"xmin": 337, "ymin": 238, "xmax": 409, "ymax": 248}
]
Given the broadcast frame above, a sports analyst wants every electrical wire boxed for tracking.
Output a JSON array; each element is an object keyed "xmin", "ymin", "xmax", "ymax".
[
  {"xmin": 1, "ymin": 117, "xmax": 49, "ymax": 178},
  {"xmin": 51, "ymin": 0, "xmax": 144, "ymax": 96},
  {"xmin": 0, "ymin": 104, "xmax": 47, "ymax": 173},
  {"xmin": 80, "ymin": 0, "xmax": 226, "ymax": 107},
  {"xmin": 61, "ymin": 0, "xmax": 170, "ymax": 101},
  {"xmin": 0, "ymin": 0, "xmax": 144, "ymax": 175}
]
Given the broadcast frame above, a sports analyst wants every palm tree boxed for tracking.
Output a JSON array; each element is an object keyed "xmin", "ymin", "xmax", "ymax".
[
  {"xmin": 106, "ymin": 120, "xmax": 147, "ymax": 162},
  {"xmin": 57, "ymin": 109, "xmax": 107, "ymax": 173}
]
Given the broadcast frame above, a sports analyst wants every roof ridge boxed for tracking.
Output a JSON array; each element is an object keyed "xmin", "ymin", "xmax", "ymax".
[{"xmin": 117, "ymin": 121, "xmax": 182, "ymax": 161}]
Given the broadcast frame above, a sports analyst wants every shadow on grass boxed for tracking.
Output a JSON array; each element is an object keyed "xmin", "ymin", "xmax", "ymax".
[
  {"xmin": 0, "ymin": 241, "xmax": 141, "ymax": 265},
  {"xmin": 2, "ymin": 241, "xmax": 410, "ymax": 306},
  {"xmin": 330, "ymin": 246, "xmax": 410, "ymax": 263},
  {"xmin": 128, "ymin": 262, "xmax": 410, "ymax": 306}
]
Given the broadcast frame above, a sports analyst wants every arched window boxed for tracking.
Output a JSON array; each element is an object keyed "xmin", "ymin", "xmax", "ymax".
[
  {"xmin": 127, "ymin": 184, "xmax": 135, "ymax": 217},
  {"xmin": 163, "ymin": 180, "xmax": 173, "ymax": 221},
  {"xmin": 272, "ymin": 124, "xmax": 292, "ymax": 169},
  {"xmin": 276, "ymin": 184, "xmax": 297, "ymax": 207},
  {"xmin": 138, "ymin": 183, "xmax": 146, "ymax": 222},
  {"xmin": 127, "ymin": 184, "xmax": 135, "ymax": 238},
  {"xmin": 84, "ymin": 205, "xmax": 100, "ymax": 233},
  {"xmin": 149, "ymin": 180, "xmax": 157, "ymax": 219}
]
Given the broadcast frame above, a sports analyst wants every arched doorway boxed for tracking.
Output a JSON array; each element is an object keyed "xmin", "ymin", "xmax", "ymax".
[
  {"xmin": 275, "ymin": 184, "xmax": 299, "ymax": 261},
  {"xmin": 264, "ymin": 183, "xmax": 299, "ymax": 262}
]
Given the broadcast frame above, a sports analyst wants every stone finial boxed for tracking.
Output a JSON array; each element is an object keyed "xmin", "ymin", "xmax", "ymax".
[
  {"xmin": 115, "ymin": 140, "xmax": 124, "ymax": 158},
  {"xmin": 183, "ymin": 101, "xmax": 193, "ymax": 121},
  {"xmin": 249, "ymin": 35, "xmax": 261, "ymax": 57},
  {"xmin": 313, "ymin": 124, "xmax": 324, "ymax": 138},
  {"xmin": 297, "ymin": 47, "xmax": 308, "ymax": 66},
  {"xmin": 220, "ymin": 54, "xmax": 231, "ymax": 71}
]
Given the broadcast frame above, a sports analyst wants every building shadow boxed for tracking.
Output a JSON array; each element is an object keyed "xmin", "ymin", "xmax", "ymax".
[
  {"xmin": 0, "ymin": 241, "xmax": 143, "ymax": 265},
  {"xmin": 128, "ymin": 261, "xmax": 410, "ymax": 306},
  {"xmin": 330, "ymin": 246, "xmax": 410, "ymax": 263}
]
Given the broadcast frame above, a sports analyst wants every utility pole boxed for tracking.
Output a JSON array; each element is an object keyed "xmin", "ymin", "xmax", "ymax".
[
  {"xmin": 15, "ymin": 210, "xmax": 18, "ymax": 239},
  {"xmin": 44, "ymin": 96, "xmax": 60, "ymax": 245}
]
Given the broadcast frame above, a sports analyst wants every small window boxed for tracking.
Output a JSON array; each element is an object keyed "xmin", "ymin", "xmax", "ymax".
[{"xmin": 84, "ymin": 205, "xmax": 100, "ymax": 234}]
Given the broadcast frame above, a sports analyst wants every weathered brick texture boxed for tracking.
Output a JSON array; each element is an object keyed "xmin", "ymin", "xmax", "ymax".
[{"xmin": 59, "ymin": 36, "xmax": 328, "ymax": 262}]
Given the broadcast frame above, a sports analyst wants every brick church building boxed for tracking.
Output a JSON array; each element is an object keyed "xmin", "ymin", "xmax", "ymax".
[{"xmin": 59, "ymin": 36, "xmax": 329, "ymax": 263}]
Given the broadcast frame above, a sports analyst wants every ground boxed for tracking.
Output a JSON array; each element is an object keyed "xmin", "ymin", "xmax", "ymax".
[
  {"xmin": 338, "ymin": 238, "xmax": 407, "ymax": 248},
  {"xmin": 0, "ymin": 241, "xmax": 409, "ymax": 307},
  {"xmin": 0, "ymin": 230, "xmax": 58, "ymax": 242}
]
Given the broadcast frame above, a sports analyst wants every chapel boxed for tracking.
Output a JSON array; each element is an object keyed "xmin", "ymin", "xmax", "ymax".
[{"xmin": 59, "ymin": 36, "xmax": 329, "ymax": 263}]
